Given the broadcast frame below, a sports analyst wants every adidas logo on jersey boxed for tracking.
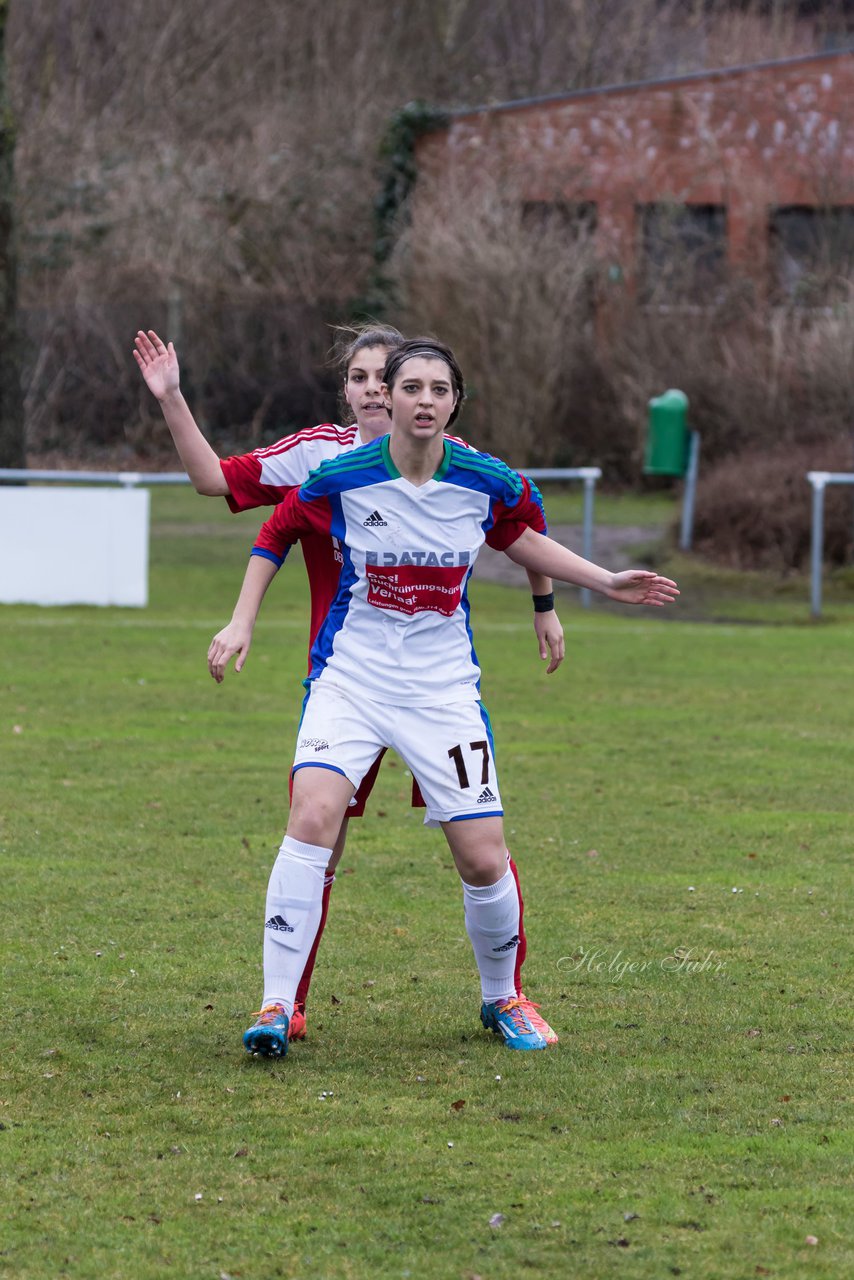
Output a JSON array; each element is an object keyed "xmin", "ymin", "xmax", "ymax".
[
  {"xmin": 363, "ymin": 510, "xmax": 387, "ymax": 527},
  {"xmin": 492, "ymin": 934, "xmax": 521, "ymax": 953},
  {"xmin": 477, "ymin": 787, "xmax": 498, "ymax": 804},
  {"xmin": 265, "ymin": 915, "xmax": 295, "ymax": 933}
]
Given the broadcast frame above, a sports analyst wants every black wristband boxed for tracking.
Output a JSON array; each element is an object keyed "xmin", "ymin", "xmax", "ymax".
[{"xmin": 532, "ymin": 592, "xmax": 555, "ymax": 613}]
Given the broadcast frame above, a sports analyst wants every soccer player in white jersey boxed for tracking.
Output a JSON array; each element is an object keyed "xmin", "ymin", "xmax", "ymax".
[
  {"xmin": 216, "ymin": 338, "xmax": 679, "ymax": 1057},
  {"xmin": 134, "ymin": 325, "xmax": 565, "ymax": 1042}
]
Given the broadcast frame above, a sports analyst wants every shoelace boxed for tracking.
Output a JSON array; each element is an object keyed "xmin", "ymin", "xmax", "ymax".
[
  {"xmin": 517, "ymin": 994, "xmax": 556, "ymax": 1034},
  {"xmin": 496, "ymin": 998, "xmax": 537, "ymax": 1035},
  {"xmin": 251, "ymin": 1004, "xmax": 287, "ymax": 1025}
]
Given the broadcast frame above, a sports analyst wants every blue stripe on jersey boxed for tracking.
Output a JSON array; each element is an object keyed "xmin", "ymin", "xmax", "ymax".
[
  {"xmin": 444, "ymin": 442, "xmax": 526, "ymax": 498},
  {"xmin": 251, "ymin": 545, "xmax": 288, "ymax": 569},
  {"xmin": 300, "ymin": 437, "xmax": 389, "ymax": 500},
  {"xmin": 524, "ymin": 476, "xmax": 548, "ymax": 528},
  {"xmin": 306, "ymin": 491, "xmax": 358, "ymax": 679},
  {"xmin": 459, "ymin": 567, "xmax": 480, "ymax": 695},
  {"xmin": 443, "ymin": 442, "xmax": 547, "ymax": 542}
]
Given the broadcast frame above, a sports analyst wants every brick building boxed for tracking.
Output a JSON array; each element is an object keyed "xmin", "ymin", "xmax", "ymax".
[{"xmin": 415, "ymin": 50, "xmax": 854, "ymax": 305}]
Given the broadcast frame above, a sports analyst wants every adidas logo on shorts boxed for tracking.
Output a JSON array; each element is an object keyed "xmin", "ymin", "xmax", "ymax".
[
  {"xmin": 477, "ymin": 787, "xmax": 498, "ymax": 804},
  {"xmin": 363, "ymin": 510, "xmax": 387, "ymax": 527},
  {"xmin": 265, "ymin": 915, "xmax": 294, "ymax": 933}
]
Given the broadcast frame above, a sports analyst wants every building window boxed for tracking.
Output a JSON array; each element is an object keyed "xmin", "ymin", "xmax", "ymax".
[
  {"xmin": 769, "ymin": 206, "xmax": 854, "ymax": 306},
  {"xmin": 521, "ymin": 201, "xmax": 597, "ymax": 237},
  {"xmin": 638, "ymin": 203, "xmax": 727, "ymax": 304}
]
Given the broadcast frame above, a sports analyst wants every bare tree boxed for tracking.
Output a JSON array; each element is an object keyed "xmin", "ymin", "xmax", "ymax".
[
  {"xmin": 391, "ymin": 168, "xmax": 600, "ymax": 466},
  {"xmin": 0, "ymin": 0, "xmax": 24, "ymax": 469},
  {"xmin": 6, "ymin": 0, "xmax": 851, "ymax": 463}
]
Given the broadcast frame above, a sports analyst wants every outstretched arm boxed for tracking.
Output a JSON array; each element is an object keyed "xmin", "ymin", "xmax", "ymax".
[
  {"xmin": 507, "ymin": 527, "xmax": 679, "ymax": 606},
  {"xmin": 133, "ymin": 329, "xmax": 230, "ymax": 496},
  {"xmin": 207, "ymin": 554, "xmax": 280, "ymax": 682},
  {"xmin": 524, "ymin": 568, "xmax": 565, "ymax": 674}
]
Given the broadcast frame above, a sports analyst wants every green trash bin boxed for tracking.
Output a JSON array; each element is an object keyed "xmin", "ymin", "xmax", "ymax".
[{"xmin": 645, "ymin": 389, "xmax": 689, "ymax": 477}]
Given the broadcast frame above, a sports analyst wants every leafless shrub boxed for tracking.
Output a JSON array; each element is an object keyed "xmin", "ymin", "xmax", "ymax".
[
  {"xmin": 389, "ymin": 171, "xmax": 602, "ymax": 466},
  {"xmin": 606, "ymin": 282, "xmax": 854, "ymax": 473},
  {"xmin": 7, "ymin": 0, "xmax": 852, "ymax": 468},
  {"xmin": 692, "ymin": 439, "xmax": 853, "ymax": 571}
]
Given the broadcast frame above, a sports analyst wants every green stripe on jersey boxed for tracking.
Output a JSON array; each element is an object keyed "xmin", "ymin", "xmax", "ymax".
[
  {"xmin": 302, "ymin": 440, "xmax": 385, "ymax": 491},
  {"xmin": 380, "ymin": 435, "xmax": 452, "ymax": 481},
  {"xmin": 449, "ymin": 445, "xmax": 524, "ymax": 494}
]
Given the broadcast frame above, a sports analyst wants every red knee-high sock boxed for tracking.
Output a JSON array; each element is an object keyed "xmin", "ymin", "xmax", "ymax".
[
  {"xmin": 294, "ymin": 872, "xmax": 334, "ymax": 1012},
  {"xmin": 508, "ymin": 854, "xmax": 527, "ymax": 997}
]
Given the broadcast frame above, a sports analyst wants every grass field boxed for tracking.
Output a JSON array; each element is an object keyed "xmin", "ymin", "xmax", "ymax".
[{"xmin": 1, "ymin": 487, "xmax": 852, "ymax": 1280}]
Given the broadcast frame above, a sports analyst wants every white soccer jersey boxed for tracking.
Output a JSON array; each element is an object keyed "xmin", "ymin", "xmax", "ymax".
[
  {"xmin": 220, "ymin": 423, "xmax": 363, "ymax": 513},
  {"xmin": 252, "ymin": 435, "xmax": 547, "ymax": 706}
]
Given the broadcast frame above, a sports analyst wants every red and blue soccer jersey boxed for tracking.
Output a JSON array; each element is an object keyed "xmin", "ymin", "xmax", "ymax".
[
  {"xmin": 221, "ymin": 423, "xmax": 362, "ymax": 512},
  {"xmin": 221, "ymin": 424, "xmax": 363, "ymax": 651},
  {"xmin": 252, "ymin": 435, "xmax": 547, "ymax": 706}
]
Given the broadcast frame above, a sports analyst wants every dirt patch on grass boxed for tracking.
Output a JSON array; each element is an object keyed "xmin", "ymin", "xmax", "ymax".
[{"xmin": 473, "ymin": 523, "xmax": 668, "ymax": 589}]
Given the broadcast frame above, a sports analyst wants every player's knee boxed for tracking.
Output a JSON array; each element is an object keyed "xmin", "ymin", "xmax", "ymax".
[
  {"xmin": 288, "ymin": 809, "xmax": 339, "ymax": 848},
  {"xmin": 460, "ymin": 858, "xmax": 507, "ymax": 887},
  {"xmin": 451, "ymin": 838, "xmax": 508, "ymax": 887},
  {"xmin": 289, "ymin": 772, "xmax": 353, "ymax": 847}
]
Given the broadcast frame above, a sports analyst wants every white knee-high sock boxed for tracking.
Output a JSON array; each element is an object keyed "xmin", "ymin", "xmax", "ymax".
[
  {"xmin": 461, "ymin": 866, "xmax": 521, "ymax": 1004},
  {"xmin": 262, "ymin": 835, "xmax": 331, "ymax": 1017}
]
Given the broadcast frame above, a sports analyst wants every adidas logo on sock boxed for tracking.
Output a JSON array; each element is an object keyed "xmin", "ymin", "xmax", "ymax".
[
  {"xmin": 477, "ymin": 787, "xmax": 498, "ymax": 804},
  {"xmin": 492, "ymin": 934, "xmax": 521, "ymax": 953},
  {"xmin": 363, "ymin": 510, "xmax": 387, "ymax": 527},
  {"xmin": 265, "ymin": 915, "xmax": 295, "ymax": 933}
]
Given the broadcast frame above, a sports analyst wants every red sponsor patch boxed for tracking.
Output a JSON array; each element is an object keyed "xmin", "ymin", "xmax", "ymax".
[{"xmin": 366, "ymin": 563, "xmax": 468, "ymax": 616}]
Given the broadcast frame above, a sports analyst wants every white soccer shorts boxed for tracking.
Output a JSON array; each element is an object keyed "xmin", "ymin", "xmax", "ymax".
[{"xmin": 292, "ymin": 679, "xmax": 503, "ymax": 825}]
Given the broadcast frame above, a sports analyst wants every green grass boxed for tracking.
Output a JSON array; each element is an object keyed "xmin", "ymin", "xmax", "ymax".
[
  {"xmin": 530, "ymin": 483, "xmax": 677, "ymax": 527},
  {"xmin": 1, "ymin": 487, "xmax": 852, "ymax": 1279}
]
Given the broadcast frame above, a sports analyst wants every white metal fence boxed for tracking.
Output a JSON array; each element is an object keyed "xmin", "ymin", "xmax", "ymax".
[
  {"xmin": 0, "ymin": 465, "xmax": 603, "ymax": 608},
  {"xmin": 807, "ymin": 471, "xmax": 854, "ymax": 618}
]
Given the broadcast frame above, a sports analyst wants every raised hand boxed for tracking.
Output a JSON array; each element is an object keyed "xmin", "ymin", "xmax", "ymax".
[
  {"xmin": 133, "ymin": 329, "xmax": 180, "ymax": 401},
  {"xmin": 608, "ymin": 571, "xmax": 680, "ymax": 607}
]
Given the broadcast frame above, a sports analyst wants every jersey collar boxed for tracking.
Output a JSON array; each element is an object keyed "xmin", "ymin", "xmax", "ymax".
[{"xmin": 381, "ymin": 435, "xmax": 451, "ymax": 482}]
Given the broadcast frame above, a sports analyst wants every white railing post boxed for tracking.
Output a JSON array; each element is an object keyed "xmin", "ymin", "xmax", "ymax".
[
  {"xmin": 679, "ymin": 431, "xmax": 701, "ymax": 551},
  {"xmin": 808, "ymin": 472, "xmax": 827, "ymax": 619},
  {"xmin": 523, "ymin": 467, "xmax": 602, "ymax": 609},
  {"xmin": 806, "ymin": 471, "xmax": 854, "ymax": 619}
]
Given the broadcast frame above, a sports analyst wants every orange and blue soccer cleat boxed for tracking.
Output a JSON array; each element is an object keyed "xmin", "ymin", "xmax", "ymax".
[
  {"xmin": 288, "ymin": 1003, "xmax": 307, "ymax": 1041},
  {"xmin": 516, "ymin": 993, "xmax": 558, "ymax": 1045},
  {"xmin": 481, "ymin": 998, "xmax": 548, "ymax": 1051},
  {"xmin": 243, "ymin": 1003, "xmax": 289, "ymax": 1058}
]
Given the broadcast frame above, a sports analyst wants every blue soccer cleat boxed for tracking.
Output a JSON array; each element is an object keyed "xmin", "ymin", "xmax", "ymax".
[
  {"xmin": 243, "ymin": 1003, "xmax": 289, "ymax": 1058},
  {"xmin": 481, "ymin": 998, "xmax": 548, "ymax": 1051}
]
